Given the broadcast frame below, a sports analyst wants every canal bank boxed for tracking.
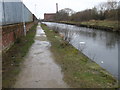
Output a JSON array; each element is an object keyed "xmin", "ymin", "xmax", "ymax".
[
  {"xmin": 43, "ymin": 22, "xmax": 119, "ymax": 80},
  {"xmin": 41, "ymin": 24, "xmax": 118, "ymax": 88},
  {"xmin": 49, "ymin": 20, "xmax": 120, "ymax": 32}
]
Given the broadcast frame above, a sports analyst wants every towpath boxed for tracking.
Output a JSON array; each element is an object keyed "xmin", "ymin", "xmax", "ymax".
[{"xmin": 14, "ymin": 23, "xmax": 68, "ymax": 88}]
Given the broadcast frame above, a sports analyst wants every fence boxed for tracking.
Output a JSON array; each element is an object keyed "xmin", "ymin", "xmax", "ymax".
[
  {"xmin": 1, "ymin": 0, "xmax": 38, "ymax": 51},
  {"xmin": 0, "ymin": 0, "xmax": 34, "ymax": 26},
  {"xmin": 0, "ymin": 1, "xmax": 3, "ymax": 25}
]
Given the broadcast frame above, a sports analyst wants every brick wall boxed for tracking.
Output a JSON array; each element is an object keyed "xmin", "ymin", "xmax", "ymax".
[
  {"xmin": 0, "ymin": 27, "xmax": 2, "ymax": 52},
  {"xmin": 44, "ymin": 13, "xmax": 56, "ymax": 21},
  {"xmin": 2, "ymin": 22, "xmax": 35, "ymax": 51}
]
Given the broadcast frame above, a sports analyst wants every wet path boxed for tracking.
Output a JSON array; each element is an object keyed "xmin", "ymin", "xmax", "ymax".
[{"xmin": 14, "ymin": 23, "xmax": 68, "ymax": 88}]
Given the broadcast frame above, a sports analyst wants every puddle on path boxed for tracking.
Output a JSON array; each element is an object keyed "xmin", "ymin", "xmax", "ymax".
[{"xmin": 14, "ymin": 23, "xmax": 68, "ymax": 88}]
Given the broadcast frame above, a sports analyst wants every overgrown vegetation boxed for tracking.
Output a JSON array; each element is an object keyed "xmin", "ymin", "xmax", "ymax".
[
  {"xmin": 54, "ymin": 0, "xmax": 119, "ymax": 21},
  {"xmin": 41, "ymin": 24, "xmax": 118, "ymax": 88},
  {"xmin": 2, "ymin": 24, "xmax": 37, "ymax": 88}
]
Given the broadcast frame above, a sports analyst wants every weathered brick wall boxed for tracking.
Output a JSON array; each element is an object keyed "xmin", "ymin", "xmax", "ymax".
[
  {"xmin": 2, "ymin": 22, "xmax": 35, "ymax": 51},
  {"xmin": 0, "ymin": 27, "xmax": 2, "ymax": 52},
  {"xmin": 44, "ymin": 13, "xmax": 56, "ymax": 21},
  {"xmin": 26, "ymin": 22, "xmax": 34, "ymax": 32}
]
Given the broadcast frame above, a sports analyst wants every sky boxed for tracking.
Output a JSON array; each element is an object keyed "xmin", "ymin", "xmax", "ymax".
[{"xmin": 22, "ymin": 0, "xmax": 119, "ymax": 19}]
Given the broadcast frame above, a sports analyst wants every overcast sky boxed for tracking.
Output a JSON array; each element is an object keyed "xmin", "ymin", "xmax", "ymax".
[{"xmin": 22, "ymin": 0, "xmax": 118, "ymax": 19}]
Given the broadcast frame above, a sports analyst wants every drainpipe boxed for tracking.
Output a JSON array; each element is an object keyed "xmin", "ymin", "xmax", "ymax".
[
  {"xmin": 22, "ymin": 0, "xmax": 26, "ymax": 36},
  {"xmin": 2, "ymin": 0, "xmax": 5, "ymax": 25}
]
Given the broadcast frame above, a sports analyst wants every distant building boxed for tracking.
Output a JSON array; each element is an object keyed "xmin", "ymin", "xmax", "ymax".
[
  {"xmin": 44, "ymin": 13, "xmax": 56, "ymax": 21},
  {"xmin": 44, "ymin": 3, "xmax": 58, "ymax": 21}
]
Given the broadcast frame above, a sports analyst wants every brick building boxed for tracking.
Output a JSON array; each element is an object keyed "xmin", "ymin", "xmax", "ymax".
[
  {"xmin": 44, "ymin": 3, "xmax": 59, "ymax": 21},
  {"xmin": 44, "ymin": 13, "xmax": 56, "ymax": 21}
]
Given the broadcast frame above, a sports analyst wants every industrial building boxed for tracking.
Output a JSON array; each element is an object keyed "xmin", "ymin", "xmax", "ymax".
[{"xmin": 44, "ymin": 3, "xmax": 58, "ymax": 21}]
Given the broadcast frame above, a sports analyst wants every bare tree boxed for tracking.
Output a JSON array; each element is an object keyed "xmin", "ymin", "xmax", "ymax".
[
  {"xmin": 62, "ymin": 29, "xmax": 74, "ymax": 43},
  {"xmin": 107, "ymin": 0, "xmax": 118, "ymax": 10},
  {"xmin": 62, "ymin": 8, "xmax": 75, "ymax": 16},
  {"xmin": 54, "ymin": 8, "xmax": 75, "ymax": 21}
]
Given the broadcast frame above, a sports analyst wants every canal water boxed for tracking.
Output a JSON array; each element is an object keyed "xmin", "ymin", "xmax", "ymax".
[{"xmin": 43, "ymin": 22, "xmax": 119, "ymax": 79}]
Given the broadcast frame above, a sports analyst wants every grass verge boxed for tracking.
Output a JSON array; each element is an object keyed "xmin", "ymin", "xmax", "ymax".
[
  {"xmin": 81, "ymin": 20, "xmax": 119, "ymax": 30},
  {"xmin": 2, "ymin": 24, "xmax": 37, "ymax": 88},
  {"xmin": 41, "ymin": 24, "xmax": 118, "ymax": 88}
]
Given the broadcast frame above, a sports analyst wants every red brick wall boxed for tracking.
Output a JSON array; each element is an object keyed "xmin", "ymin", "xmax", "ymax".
[
  {"xmin": 44, "ymin": 13, "xmax": 56, "ymax": 21},
  {"xmin": 0, "ymin": 27, "xmax": 2, "ymax": 52},
  {"xmin": 2, "ymin": 22, "xmax": 35, "ymax": 51}
]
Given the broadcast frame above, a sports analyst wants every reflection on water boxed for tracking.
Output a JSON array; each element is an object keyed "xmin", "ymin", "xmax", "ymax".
[{"xmin": 43, "ymin": 22, "xmax": 119, "ymax": 79}]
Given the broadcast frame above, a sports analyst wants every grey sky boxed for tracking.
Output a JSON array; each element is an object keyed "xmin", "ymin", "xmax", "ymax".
[{"xmin": 22, "ymin": 0, "xmax": 118, "ymax": 19}]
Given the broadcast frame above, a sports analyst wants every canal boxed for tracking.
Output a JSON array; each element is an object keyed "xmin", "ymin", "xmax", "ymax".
[{"xmin": 43, "ymin": 22, "xmax": 119, "ymax": 79}]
